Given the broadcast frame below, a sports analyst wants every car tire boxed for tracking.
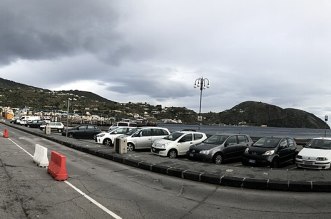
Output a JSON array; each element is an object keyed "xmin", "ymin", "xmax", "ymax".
[
  {"xmin": 127, "ymin": 143, "xmax": 135, "ymax": 151},
  {"xmin": 103, "ymin": 139, "xmax": 112, "ymax": 146},
  {"xmin": 270, "ymin": 158, "xmax": 279, "ymax": 168},
  {"xmin": 168, "ymin": 149, "xmax": 177, "ymax": 159},
  {"xmin": 69, "ymin": 133, "xmax": 74, "ymax": 138},
  {"xmin": 213, "ymin": 153, "xmax": 223, "ymax": 165}
]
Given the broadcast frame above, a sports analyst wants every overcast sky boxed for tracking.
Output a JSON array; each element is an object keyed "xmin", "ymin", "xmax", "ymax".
[{"xmin": 1, "ymin": 0, "xmax": 331, "ymax": 121}]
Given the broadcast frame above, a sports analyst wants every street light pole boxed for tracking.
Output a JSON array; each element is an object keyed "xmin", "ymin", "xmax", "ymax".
[
  {"xmin": 66, "ymin": 98, "xmax": 71, "ymax": 138},
  {"xmin": 194, "ymin": 77, "xmax": 210, "ymax": 129}
]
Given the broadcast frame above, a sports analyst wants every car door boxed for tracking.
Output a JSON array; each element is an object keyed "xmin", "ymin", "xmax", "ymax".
[
  {"xmin": 237, "ymin": 135, "xmax": 250, "ymax": 156},
  {"xmin": 77, "ymin": 125, "xmax": 87, "ymax": 138},
  {"xmin": 177, "ymin": 133, "xmax": 194, "ymax": 155},
  {"xmin": 277, "ymin": 138, "xmax": 290, "ymax": 164},
  {"xmin": 135, "ymin": 128, "xmax": 153, "ymax": 149},
  {"xmin": 222, "ymin": 135, "xmax": 238, "ymax": 159}
]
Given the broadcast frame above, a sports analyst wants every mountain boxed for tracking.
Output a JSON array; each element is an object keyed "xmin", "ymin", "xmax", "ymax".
[
  {"xmin": 0, "ymin": 77, "xmax": 328, "ymax": 128},
  {"xmin": 204, "ymin": 101, "xmax": 329, "ymax": 129}
]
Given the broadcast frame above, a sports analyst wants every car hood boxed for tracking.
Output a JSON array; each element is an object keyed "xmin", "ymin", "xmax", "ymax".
[
  {"xmin": 190, "ymin": 143, "xmax": 218, "ymax": 150},
  {"xmin": 153, "ymin": 139, "xmax": 172, "ymax": 145},
  {"xmin": 248, "ymin": 146, "xmax": 276, "ymax": 153},
  {"xmin": 298, "ymin": 148, "xmax": 331, "ymax": 158}
]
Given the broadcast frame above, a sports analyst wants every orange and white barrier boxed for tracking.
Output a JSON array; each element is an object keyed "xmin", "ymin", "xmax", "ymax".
[
  {"xmin": 47, "ymin": 151, "xmax": 68, "ymax": 181},
  {"xmin": 33, "ymin": 144, "xmax": 49, "ymax": 167}
]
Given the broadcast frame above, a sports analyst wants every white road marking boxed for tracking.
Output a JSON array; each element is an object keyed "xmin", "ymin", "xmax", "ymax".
[{"xmin": 7, "ymin": 138, "xmax": 122, "ymax": 219}]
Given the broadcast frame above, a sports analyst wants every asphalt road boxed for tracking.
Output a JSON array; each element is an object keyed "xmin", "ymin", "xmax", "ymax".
[{"xmin": 1, "ymin": 126, "xmax": 331, "ymax": 218}]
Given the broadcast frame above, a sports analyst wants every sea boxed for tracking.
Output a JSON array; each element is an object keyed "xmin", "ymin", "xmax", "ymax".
[{"xmin": 158, "ymin": 123, "xmax": 330, "ymax": 140}]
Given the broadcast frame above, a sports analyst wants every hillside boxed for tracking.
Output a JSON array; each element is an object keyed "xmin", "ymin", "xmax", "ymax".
[
  {"xmin": 0, "ymin": 77, "xmax": 328, "ymax": 128},
  {"xmin": 204, "ymin": 101, "xmax": 329, "ymax": 129}
]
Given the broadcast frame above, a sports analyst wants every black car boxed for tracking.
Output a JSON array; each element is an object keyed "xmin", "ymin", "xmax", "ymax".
[
  {"xmin": 62, "ymin": 125, "xmax": 102, "ymax": 139},
  {"xmin": 242, "ymin": 136, "xmax": 297, "ymax": 168},
  {"xmin": 187, "ymin": 134, "xmax": 254, "ymax": 164},
  {"xmin": 25, "ymin": 120, "xmax": 44, "ymax": 128}
]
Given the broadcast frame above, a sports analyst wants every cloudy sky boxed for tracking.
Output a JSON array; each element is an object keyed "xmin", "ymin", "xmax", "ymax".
[{"xmin": 1, "ymin": 0, "xmax": 331, "ymax": 120}]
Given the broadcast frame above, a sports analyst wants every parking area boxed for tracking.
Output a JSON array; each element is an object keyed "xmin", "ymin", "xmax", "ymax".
[{"xmin": 2, "ymin": 122, "xmax": 325, "ymax": 172}]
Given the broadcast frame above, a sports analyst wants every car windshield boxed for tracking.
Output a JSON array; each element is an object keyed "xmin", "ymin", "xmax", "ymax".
[
  {"xmin": 164, "ymin": 132, "xmax": 184, "ymax": 141},
  {"xmin": 253, "ymin": 137, "xmax": 282, "ymax": 148},
  {"xmin": 203, "ymin": 135, "xmax": 229, "ymax": 144},
  {"xmin": 306, "ymin": 139, "xmax": 331, "ymax": 149}
]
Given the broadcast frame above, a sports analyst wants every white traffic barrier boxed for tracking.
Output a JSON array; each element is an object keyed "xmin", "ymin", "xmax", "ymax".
[{"xmin": 33, "ymin": 144, "xmax": 49, "ymax": 167}]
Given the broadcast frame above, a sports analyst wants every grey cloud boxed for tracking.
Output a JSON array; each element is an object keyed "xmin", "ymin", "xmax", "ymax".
[{"xmin": 0, "ymin": 0, "xmax": 122, "ymax": 65}]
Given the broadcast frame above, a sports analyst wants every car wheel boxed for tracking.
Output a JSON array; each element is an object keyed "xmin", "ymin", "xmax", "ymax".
[
  {"xmin": 270, "ymin": 158, "xmax": 279, "ymax": 168},
  {"xmin": 69, "ymin": 133, "xmax": 74, "ymax": 138},
  {"xmin": 127, "ymin": 143, "xmax": 135, "ymax": 151},
  {"xmin": 213, "ymin": 154, "xmax": 223, "ymax": 165},
  {"xmin": 168, "ymin": 149, "xmax": 177, "ymax": 159},
  {"xmin": 103, "ymin": 139, "xmax": 112, "ymax": 146}
]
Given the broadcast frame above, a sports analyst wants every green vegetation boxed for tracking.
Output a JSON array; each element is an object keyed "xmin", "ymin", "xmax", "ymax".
[{"xmin": 0, "ymin": 78, "xmax": 328, "ymax": 128}]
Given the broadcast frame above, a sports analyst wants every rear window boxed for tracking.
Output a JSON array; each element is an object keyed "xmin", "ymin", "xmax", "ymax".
[
  {"xmin": 194, "ymin": 133, "xmax": 204, "ymax": 140},
  {"xmin": 152, "ymin": 128, "xmax": 168, "ymax": 136},
  {"xmin": 238, "ymin": 135, "xmax": 248, "ymax": 143}
]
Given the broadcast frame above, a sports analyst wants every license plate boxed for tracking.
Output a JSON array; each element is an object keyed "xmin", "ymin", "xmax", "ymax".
[
  {"xmin": 304, "ymin": 161, "xmax": 314, "ymax": 165},
  {"xmin": 249, "ymin": 159, "xmax": 256, "ymax": 164}
]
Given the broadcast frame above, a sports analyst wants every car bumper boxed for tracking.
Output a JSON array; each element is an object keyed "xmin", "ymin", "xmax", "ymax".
[
  {"xmin": 95, "ymin": 137, "xmax": 103, "ymax": 144},
  {"xmin": 296, "ymin": 159, "xmax": 331, "ymax": 170},
  {"xmin": 186, "ymin": 152, "xmax": 213, "ymax": 162},
  {"xmin": 151, "ymin": 147, "xmax": 167, "ymax": 156},
  {"xmin": 242, "ymin": 154, "xmax": 272, "ymax": 166}
]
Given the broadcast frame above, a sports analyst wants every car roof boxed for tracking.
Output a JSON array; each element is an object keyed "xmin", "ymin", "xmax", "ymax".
[{"xmin": 312, "ymin": 137, "xmax": 331, "ymax": 140}]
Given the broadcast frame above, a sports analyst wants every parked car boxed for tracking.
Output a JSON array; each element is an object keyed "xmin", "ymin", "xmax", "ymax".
[
  {"xmin": 296, "ymin": 137, "xmax": 331, "ymax": 170},
  {"xmin": 151, "ymin": 131, "xmax": 208, "ymax": 158},
  {"xmin": 118, "ymin": 127, "xmax": 170, "ymax": 151},
  {"xmin": 95, "ymin": 127, "xmax": 136, "ymax": 146},
  {"xmin": 186, "ymin": 134, "xmax": 253, "ymax": 164},
  {"xmin": 242, "ymin": 136, "xmax": 297, "ymax": 168},
  {"xmin": 25, "ymin": 120, "xmax": 44, "ymax": 128},
  {"xmin": 40, "ymin": 122, "xmax": 64, "ymax": 132},
  {"xmin": 62, "ymin": 125, "xmax": 102, "ymax": 139},
  {"xmin": 108, "ymin": 121, "xmax": 138, "ymax": 131}
]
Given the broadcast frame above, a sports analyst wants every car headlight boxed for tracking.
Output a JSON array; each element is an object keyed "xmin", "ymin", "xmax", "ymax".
[
  {"xmin": 316, "ymin": 157, "xmax": 328, "ymax": 161},
  {"xmin": 262, "ymin": 150, "xmax": 275, "ymax": 156},
  {"xmin": 97, "ymin": 134, "xmax": 105, "ymax": 137},
  {"xmin": 296, "ymin": 155, "xmax": 303, "ymax": 159},
  {"xmin": 245, "ymin": 148, "xmax": 249, "ymax": 153},
  {"xmin": 199, "ymin": 150, "xmax": 210, "ymax": 155}
]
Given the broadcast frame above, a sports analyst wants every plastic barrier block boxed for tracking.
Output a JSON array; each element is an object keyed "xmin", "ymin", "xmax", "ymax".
[
  {"xmin": 47, "ymin": 151, "xmax": 68, "ymax": 181},
  {"xmin": 33, "ymin": 144, "xmax": 49, "ymax": 167}
]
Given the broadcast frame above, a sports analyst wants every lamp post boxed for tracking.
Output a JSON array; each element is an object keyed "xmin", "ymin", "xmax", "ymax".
[
  {"xmin": 66, "ymin": 98, "xmax": 71, "ymax": 138},
  {"xmin": 325, "ymin": 115, "xmax": 328, "ymax": 137},
  {"xmin": 194, "ymin": 77, "xmax": 210, "ymax": 128}
]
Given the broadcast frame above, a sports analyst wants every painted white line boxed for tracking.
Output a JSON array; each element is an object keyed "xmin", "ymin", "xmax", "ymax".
[
  {"xmin": 7, "ymin": 138, "xmax": 122, "ymax": 219},
  {"xmin": 65, "ymin": 181, "xmax": 122, "ymax": 219},
  {"xmin": 8, "ymin": 138, "xmax": 34, "ymax": 158}
]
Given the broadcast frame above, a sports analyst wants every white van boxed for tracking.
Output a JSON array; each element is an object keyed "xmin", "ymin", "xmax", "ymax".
[{"xmin": 17, "ymin": 116, "xmax": 41, "ymax": 125}]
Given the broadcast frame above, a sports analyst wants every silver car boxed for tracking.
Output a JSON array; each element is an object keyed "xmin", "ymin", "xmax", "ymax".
[{"xmin": 119, "ymin": 127, "xmax": 170, "ymax": 151}]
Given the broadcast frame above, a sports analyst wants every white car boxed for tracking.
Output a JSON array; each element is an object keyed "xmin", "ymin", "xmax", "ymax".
[
  {"xmin": 296, "ymin": 137, "xmax": 331, "ymax": 170},
  {"xmin": 40, "ymin": 122, "xmax": 64, "ymax": 132},
  {"xmin": 151, "ymin": 131, "xmax": 208, "ymax": 158},
  {"xmin": 119, "ymin": 127, "xmax": 170, "ymax": 151},
  {"xmin": 95, "ymin": 127, "xmax": 136, "ymax": 146}
]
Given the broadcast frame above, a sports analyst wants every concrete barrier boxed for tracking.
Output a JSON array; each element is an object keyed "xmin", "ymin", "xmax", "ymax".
[
  {"xmin": 47, "ymin": 151, "xmax": 68, "ymax": 181},
  {"xmin": 33, "ymin": 144, "xmax": 49, "ymax": 167}
]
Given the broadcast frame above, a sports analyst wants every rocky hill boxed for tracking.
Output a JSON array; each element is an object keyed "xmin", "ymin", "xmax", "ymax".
[
  {"xmin": 204, "ymin": 101, "xmax": 329, "ymax": 129},
  {"xmin": 0, "ymin": 78, "xmax": 328, "ymax": 128}
]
